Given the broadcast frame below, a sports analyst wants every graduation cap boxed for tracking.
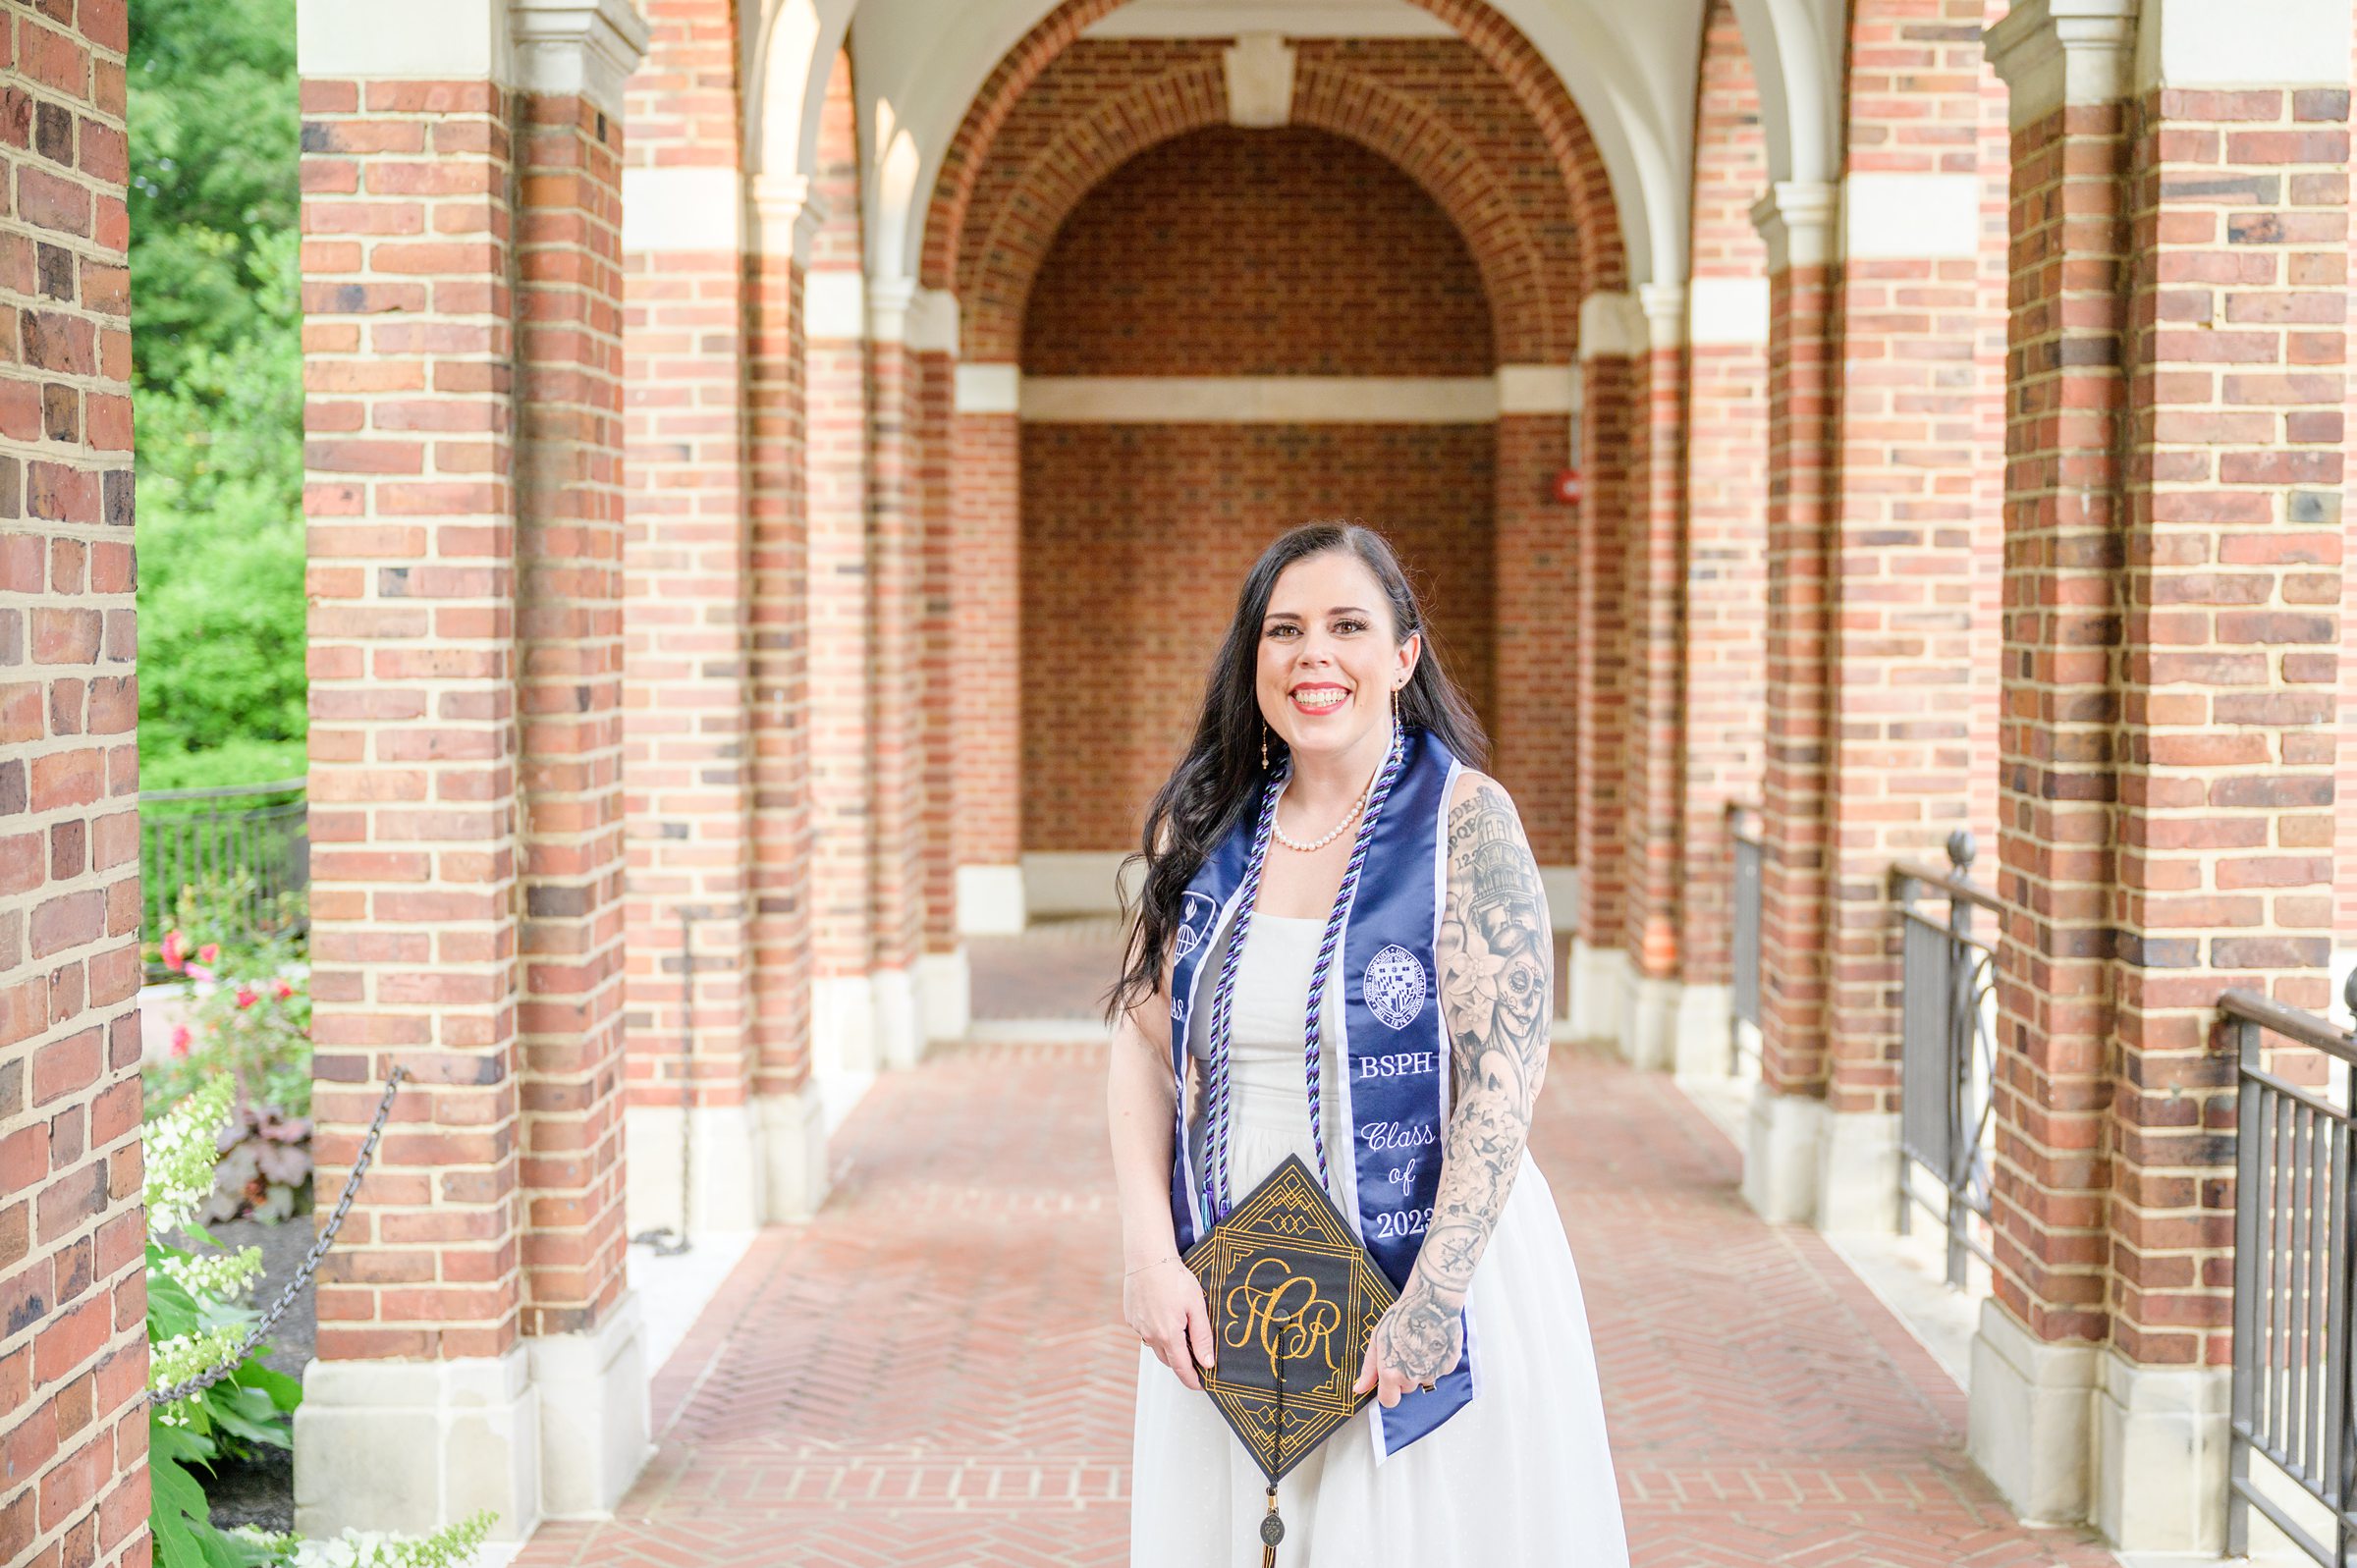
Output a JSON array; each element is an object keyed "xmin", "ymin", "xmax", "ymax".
[{"xmin": 1183, "ymin": 1153, "xmax": 1398, "ymax": 1564}]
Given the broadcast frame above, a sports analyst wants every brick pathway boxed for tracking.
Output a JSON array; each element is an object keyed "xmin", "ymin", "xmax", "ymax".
[{"xmin": 519, "ymin": 985, "xmax": 2120, "ymax": 1565}]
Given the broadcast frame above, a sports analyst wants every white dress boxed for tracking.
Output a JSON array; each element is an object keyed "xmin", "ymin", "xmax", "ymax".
[{"xmin": 1130, "ymin": 912, "xmax": 1632, "ymax": 1566}]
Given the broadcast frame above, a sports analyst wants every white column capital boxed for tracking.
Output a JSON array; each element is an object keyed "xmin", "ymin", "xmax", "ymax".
[
  {"xmin": 1748, "ymin": 181, "xmax": 1839, "ymax": 273},
  {"xmin": 1985, "ymin": 0, "xmax": 2138, "ymax": 128},
  {"xmin": 1575, "ymin": 291, "xmax": 1645, "ymax": 361},
  {"xmin": 509, "ymin": 0, "xmax": 649, "ymax": 120},
  {"xmin": 1636, "ymin": 283, "xmax": 1686, "ymax": 351},
  {"xmin": 748, "ymin": 174, "xmax": 825, "ymax": 260},
  {"xmin": 867, "ymin": 276, "xmax": 917, "ymax": 344}
]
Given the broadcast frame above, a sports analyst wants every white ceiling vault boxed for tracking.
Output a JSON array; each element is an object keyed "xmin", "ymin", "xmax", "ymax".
[{"xmin": 742, "ymin": 0, "xmax": 1852, "ymax": 299}]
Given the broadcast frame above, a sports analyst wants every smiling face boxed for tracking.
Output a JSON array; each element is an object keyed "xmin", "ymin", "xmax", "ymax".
[{"xmin": 1256, "ymin": 549, "xmax": 1420, "ymax": 767}]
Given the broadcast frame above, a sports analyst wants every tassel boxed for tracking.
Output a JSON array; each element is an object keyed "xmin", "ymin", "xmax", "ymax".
[{"xmin": 1260, "ymin": 1484, "xmax": 1285, "ymax": 1566}]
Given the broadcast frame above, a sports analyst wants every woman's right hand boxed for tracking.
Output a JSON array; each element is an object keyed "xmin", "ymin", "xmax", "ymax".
[{"xmin": 1124, "ymin": 1257, "xmax": 1217, "ymax": 1391}]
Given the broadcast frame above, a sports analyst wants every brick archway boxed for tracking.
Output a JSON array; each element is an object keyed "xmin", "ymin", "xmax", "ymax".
[
  {"xmin": 955, "ymin": 59, "xmax": 1564, "ymax": 363},
  {"xmin": 919, "ymin": 0, "xmax": 1626, "ymax": 306}
]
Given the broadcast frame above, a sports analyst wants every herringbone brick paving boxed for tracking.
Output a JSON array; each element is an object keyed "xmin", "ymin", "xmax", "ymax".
[{"xmin": 518, "ymin": 943, "xmax": 2119, "ymax": 1567}]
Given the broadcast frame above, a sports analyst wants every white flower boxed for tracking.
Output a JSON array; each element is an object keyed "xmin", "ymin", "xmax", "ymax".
[{"xmin": 144, "ymin": 1076, "xmax": 238, "ymax": 1238}]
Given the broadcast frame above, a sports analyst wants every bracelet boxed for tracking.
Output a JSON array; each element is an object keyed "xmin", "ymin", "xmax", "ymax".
[{"xmin": 1124, "ymin": 1253, "xmax": 1178, "ymax": 1277}]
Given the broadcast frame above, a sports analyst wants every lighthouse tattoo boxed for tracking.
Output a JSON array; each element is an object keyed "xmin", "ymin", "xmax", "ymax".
[{"xmin": 1371, "ymin": 777, "xmax": 1552, "ymax": 1389}]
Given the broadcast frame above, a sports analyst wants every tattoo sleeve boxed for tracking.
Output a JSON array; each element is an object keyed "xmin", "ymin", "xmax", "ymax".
[{"xmin": 1373, "ymin": 778, "xmax": 1552, "ymax": 1381}]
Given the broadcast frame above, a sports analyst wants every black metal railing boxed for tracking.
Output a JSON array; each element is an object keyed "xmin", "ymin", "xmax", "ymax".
[
  {"xmin": 139, "ymin": 778, "xmax": 308, "ymax": 962},
  {"xmin": 1891, "ymin": 830, "xmax": 2001, "ymax": 1288},
  {"xmin": 1728, "ymin": 801, "xmax": 1762, "ymax": 1074},
  {"xmin": 2226, "ymin": 977, "xmax": 2357, "ymax": 1566}
]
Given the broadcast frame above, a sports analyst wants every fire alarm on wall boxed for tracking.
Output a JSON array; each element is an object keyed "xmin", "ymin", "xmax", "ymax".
[{"xmin": 1554, "ymin": 467, "xmax": 1583, "ymax": 505}]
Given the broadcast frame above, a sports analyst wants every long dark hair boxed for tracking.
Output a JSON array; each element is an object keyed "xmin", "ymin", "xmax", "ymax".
[{"xmin": 1103, "ymin": 521, "xmax": 1488, "ymax": 1022}]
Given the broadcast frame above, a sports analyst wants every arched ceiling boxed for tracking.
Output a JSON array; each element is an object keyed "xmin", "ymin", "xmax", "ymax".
[{"xmin": 744, "ymin": 0, "xmax": 1852, "ymax": 293}]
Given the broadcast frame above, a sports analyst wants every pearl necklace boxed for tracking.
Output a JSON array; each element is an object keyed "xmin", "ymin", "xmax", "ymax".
[{"xmin": 1271, "ymin": 776, "xmax": 1373, "ymax": 852}]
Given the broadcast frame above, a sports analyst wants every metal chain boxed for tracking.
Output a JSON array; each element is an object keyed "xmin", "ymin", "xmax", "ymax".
[{"xmin": 146, "ymin": 1065, "xmax": 411, "ymax": 1408}]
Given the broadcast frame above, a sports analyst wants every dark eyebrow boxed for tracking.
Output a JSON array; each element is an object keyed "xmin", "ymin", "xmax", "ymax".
[{"xmin": 1262, "ymin": 607, "xmax": 1373, "ymax": 622}]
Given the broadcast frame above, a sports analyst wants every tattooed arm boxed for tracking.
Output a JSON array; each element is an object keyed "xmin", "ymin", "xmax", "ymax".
[{"xmin": 1354, "ymin": 772, "xmax": 1552, "ymax": 1407}]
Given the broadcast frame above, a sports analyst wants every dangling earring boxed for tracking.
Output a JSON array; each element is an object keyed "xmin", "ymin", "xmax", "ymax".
[
  {"xmin": 1392, "ymin": 684, "xmax": 1401, "ymax": 729},
  {"xmin": 1261, "ymin": 725, "xmax": 1270, "ymax": 771}
]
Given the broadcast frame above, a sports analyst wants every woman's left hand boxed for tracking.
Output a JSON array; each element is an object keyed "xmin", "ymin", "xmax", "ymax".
[{"xmin": 1351, "ymin": 1287, "xmax": 1464, "ymax": 1409}]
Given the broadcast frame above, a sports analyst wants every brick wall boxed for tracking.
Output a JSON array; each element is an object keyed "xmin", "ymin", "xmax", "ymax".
[
  {"xmin": 1019, "ymin": 423, "xmax": 1496, "ymax": 850},
  {"xmin": 1021, "ymin": 126, "xmax": 1495, "ymax": 375},
  {"xmin": 0, "ymin": 0, "xmax": 146, "ymax": 1559},
  {"xmin": 1572, "ymin": 351, "xmax": 1633, "ymax": 938}
]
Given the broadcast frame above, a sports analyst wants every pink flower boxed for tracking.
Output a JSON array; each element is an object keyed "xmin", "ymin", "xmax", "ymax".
[
  {"xmin": 234, "ymin": 985, "xmax": 258, "ymax": 1010},
  {"xmin": 272, "ymin": 979, "xmax": 295, "ymax": 1001},
  {"xmin": 161, "ymin": 932, "xmax": 186, "ymax": 973},
  {"xmin": 169, "ymin": 1024, "xmax": 192, "ymax": 1058},
  {"xmin": 198, "ymin": 943, "xmax": 219, "ymax": 965}
]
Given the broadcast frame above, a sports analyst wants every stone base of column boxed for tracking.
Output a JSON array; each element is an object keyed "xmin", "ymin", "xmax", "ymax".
[
  {"xmin": 874, "ymin": 964, "xmax": 922, "ymax": 1069},
  {"xmin": 1740, "ymin": 1080, "xmax": 1826, "ymax": 1223},
  {"xmin": 295, "ymin": 1345, "xmax": 541, "ymax": 1541},
  {"xmin": 757, "ymin": 1079, "xmax": 832, "ymax": 1220},
  {"xmin": 2091, "ymin": 1346, "xmax": 2229, "ymax": 1552},
  {"xmin": 527, "ymin": 1289, "xmax": 652, "ymax": 1520},
  {"xmin": 957, "ymin": 862, "xmax": 1027, "ymax": 935},
  {"xmin": 919, "ymin": 946, "xmax": 970, "ymax": 1044},
  {"xmin": 1565, "ymin": 938, "xmax": 1629, "ymax": 1042},
  {"xmin": 622, "ymin": 1100, "xmax": 768, "ymax": 1236},
  {"xmin": 1671, "ymin": 982, "xmax": 1734, "ymax": 1078},
  {"xmin": 1813, "ymin": 1109, "xmax": 1902, "ymax": 1234},
  {"xmin": 1622, "ymin": 974, "xmax": 1676, "ymax": 1069},
  {"xmin": 1966, "ymin": 1293, "xmax": 2098, "ymax": 1527},
  {"xmin": 812, "ymin": 971, "xmax": 879, "ymax": 1082}
]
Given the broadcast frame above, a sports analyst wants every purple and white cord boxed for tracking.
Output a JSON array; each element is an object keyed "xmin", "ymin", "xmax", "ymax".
[{"xmin": 1200, "ymin": 723, "xmax": 1408, "ymax": 1219}]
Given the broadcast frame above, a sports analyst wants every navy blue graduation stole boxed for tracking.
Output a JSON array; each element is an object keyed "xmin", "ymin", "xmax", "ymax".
[{"xmin": 1166, "ymin": 725, "xmax": 1475, "ymax": 1459}]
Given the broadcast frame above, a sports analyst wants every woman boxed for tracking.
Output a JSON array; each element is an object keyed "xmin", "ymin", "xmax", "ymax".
[{"xmin": 1104, "ymin": 522, "xmax": 1631, "ymax": 1564}]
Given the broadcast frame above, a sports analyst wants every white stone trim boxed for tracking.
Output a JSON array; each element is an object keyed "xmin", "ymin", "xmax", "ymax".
[
  {"xmin": 1085, "ymin": 0, "xmax": 1454, "ymax": 38},
  {"xmin": 1022, "ymin": 850, "xmax": 1141, "ymax": 917},
  {"xmin": 1575, "ymin": 291, "xmax": 1644, "ymax": 361},
  {"xmin": 528, "ymin": 1289, "xmax": 651, "ymax": 1520},
  {"xmin": 622, "ymin": 1100, "xmax": 768, "ymax": 1235},
  {"xmin": 813, "ymin": 971, "xmax": 879, "ymax": 1087},
  {"xmin": 1539, "ymin": 864, "xmax": 1580, "ymax": 936},
  {"xmin": 919, "ymin": 947, "xmax": 971, "ymax": 1044},
  {"xmin": 1686, "ymin": 276, "xmax": 1771, "ymax": 347},
  {"xmin": 2139, "ymin": 0, "xmax": 2348, "ymax": 93},
  {"xmin": 296, "ymin": 1345, "xmax": 541, "ymax": 1541},
  {"xmin": 748, "ymin": 174, "xmax": 822, "ymax": 260},
  {"xmin": 873, "ymin": 964, "xmax": 924, "ymax": 1069},
  {"xmin": 1750, "ymin": 180, "xmax": 1840, "ymax": 273},
  {"xmin": 1670, "ymin": 982, "xmax": 1734, "ymax": 1077},
  {"xmin": 957, "ymin": 861, "xmax": 1028, "ymax": 935},
  {"xmin": 1225, "ymin": 33, "xmax": 1297, "ymax": 128},
  {"xmin": 1740, "ymin": 1080, "xmax": 1827, "ymax": 1223},
  {"xmin": 1495, "ymin": 364, "xmax": 1577, "ymax": 415},
  {"xmin": 956, "ymin": 363, "xmax": 1022, "ymax": 414},
  {"xmin": 804, "ymin": 269, "xmax": 867, "ymax": 342},
  {"xmin": 1636, "ymin": 283, "xmax": 1685, "ymax": 351},
  {"xmin": 1019, "ymin": 375, "xmax": 1499, "ymax": 423},
  {"xmin": 509, "ymin": 0, "xmax": 649, "ymax": 119},
  {"xmin": 755, "ymin": 1081, "xmax": 831, "ymax": 1220},
  {"xmin": 1985, "ymin": 0, "xmax": 2139, "ymax": 128},
  {"xmin": 621, "ymin": 167, "xmax": 741, "ymax": 255},
  {"xmin": 1967, "ymin": 1293, "xmax": 2099, "ymax": 1525},
  {"xmin": 906, "ymin": 288, "xmax": 960, "ymax": 355},
  {"xmin": 297, "ymin": 0, "xmax": 509, "ymax": 79},
  {"xmin": 2092, "ymin": 1348, "xmax": 2230, "ymax": 1552},
  {"xmin": 1844, "ymin": 172, "xmax": 1983, "ymax": 261}
]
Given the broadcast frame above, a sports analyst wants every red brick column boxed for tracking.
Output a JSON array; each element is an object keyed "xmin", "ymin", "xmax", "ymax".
[
  {"xmin": 950, "ymin": 368, "xmax": 1024, "ymax": 935},
  {"xmin": 1493, "ymin": 387, "xmax": 1576, "ymax": 889},
  {"xmin": 1976, "ymin": 5, "xmax": 2348, "ymax": 1547},
  {"xmin": 1566, "ymin": 297, "xmax": 1637, "ymax": 1041},
  {"xmin": 1673, "ymin": 0, "xmax": 1772, "ymax": 1042},
  {"xmin": 864, "ymin": 288, "xmax": 926, "ymax": 1069},
  {"xmin": 747, "ymin": 177, "xmax": 825, "ymax": 1217},
  {"xmin": 297, "ymin": 0, "xmax": 648, "ymax": 1536},
  {"xmin": 909, "ymin": 308, "xmax": 968, "ymax": 1040},
  {"xmin": 1618, "ymin": 287, "xmax": 1689, "ymax": 1068},
  {"xmin": 1740, "ymin": 182, "xmax": 1838, "ymax": 1223},
  {"xmin": 619, "ymin": 0, "xmax": 763, "ymax": 1236},
  {"xmin": 0, "ymin": 1, "xmax": 145, "ymax": 1559}
]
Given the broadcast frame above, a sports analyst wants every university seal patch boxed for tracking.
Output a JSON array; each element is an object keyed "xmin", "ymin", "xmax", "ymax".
[{"xmin": 1363, "ymin": 944, "xmax": 1427, "ymax": 1030}]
